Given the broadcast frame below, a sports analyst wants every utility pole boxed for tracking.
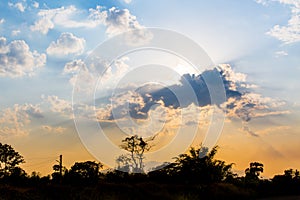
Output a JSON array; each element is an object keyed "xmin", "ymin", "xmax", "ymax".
[
  {"xmin": 59, "ymin": 154, "xmax": 62, "ymax": 176},
  {"xmin": 56, "ymin": 154, "xmax": 63, "ymax": 176}
]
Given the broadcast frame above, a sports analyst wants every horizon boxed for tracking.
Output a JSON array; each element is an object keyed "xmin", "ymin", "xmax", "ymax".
[{"xmin": 0, "ymin": 0, "xmax": 300, "ymax": 179}]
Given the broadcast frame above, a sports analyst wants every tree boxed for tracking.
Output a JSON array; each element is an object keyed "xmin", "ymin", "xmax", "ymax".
[
  {"xmin": 245, "ymin": 162, "xmax": 264, "ymax": 186},
  {"xmin": 245, "ymin": 162, "xmax": 264, "ymax": 179},
  {"xmin": 119, "ymin": 135, "xmax": 153, "ymax": 173},
  {"xmin": 0, "ymin": 143, "xmax": 24, "ymax": 177},
  {"xmin": 67, "ymin": 161, "xmax": 103, "ymax": 184},
  {"xmin": 150, "ymin": 146, "xmax": 234, "ymax": 184}
]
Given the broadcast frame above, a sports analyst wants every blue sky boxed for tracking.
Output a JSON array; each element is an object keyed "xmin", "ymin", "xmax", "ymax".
[{"xmin": 0, "ymin": 0, "xmax": 300, "ymax": 176}]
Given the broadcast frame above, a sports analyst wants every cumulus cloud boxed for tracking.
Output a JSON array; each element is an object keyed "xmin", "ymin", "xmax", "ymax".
[
  {"xmin": 0, "ymin": 104, "xmax": 43, "ymax": 139},
  {"xmin": 30, "ymin": 5, "xmax": 148, "ymax": 43},
  {"xmin": 105, "ymin": 7, "xmax": 143, "ymax": 36},
  {"xmin": 30, "ymin": 17, "xmax": 54, "ymax": 34},
  {"xmin": 93, "ymin": 64, "xmax": 288, "ymax": 138},
  {"xmin": 105, "ymin": 7, "xmax": 152, "ymax": 45},
  {"xmin": 257, "ymin": 0, "xmax": 300, "ymax": 44},
  {"xmin": 0, "ymin": 37, "xmax": 46, "ymax": 78},
  {"xmin": 0, "ymin": 18, "xmax": 4, "ymax": 24},
  {"xmin": 42, "ymin": 95, "xmax": 72, "ymax": 117},
  {"xmin": 63, "ymin": 59, "xmax": 87, "ymax": 74},
  {"xmin": 46, "ymin": 32, "xmax": 85, "ymax": 56}
]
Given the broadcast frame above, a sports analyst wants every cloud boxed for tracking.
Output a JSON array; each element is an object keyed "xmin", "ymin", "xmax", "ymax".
[
  {"xmin": 11, "ymin": 29, "xmax": 21, "ymax": 36},
  {"xmin": 42, "ymin": 95, "xmax": 72, "ymax": 118},
  {"xmin": 257, "ymin": 125, "xmax": 290, "ymax": 135},
  {"xmin": 0, "ymin": 104, "xmax": 43, "ymax": 139},
  {"xmin": 32, "ymin": 1, "xmax": 39, "ymax": 9},
  {"xmin": 63, "ymin": 59, "xmax": 87, "ymax": 74},
  {"xmin": 8, "ymin": 1, "xmax": 26, "ymax": 12},
  {"xmin": 46, "ymin": 32, "xmax": 85, "ymax": 56},
  {"xmin": 242, "ymin": 124, "xmax": 259, "ymax": 137},
  {"xmin": 0, "ymin": 37, "xmax": 46, "ymax": 78},
  {"xmin": 63, "ymin": 59, "xmax": 96, "ymax": 94},
  {"xmin": 275, "ymin": 50, "xmax": 288, "ymax": 57},
  {"xmin": 30, "ymin": 5, "xmax": 148, "ymax": 43},
  {"xmin": 30, "ymin": 5, "xmax": 107, "ymax": 34},
  {"xmin": 105, "ymin": 7, "xmax": 142, "ymax": 36},
  {"xmin": 255, "ymin": 0, "xmax": 270, "ymax": 5},
  {"xmin": 93, "ymin": 64, "xmax": 288, "ymax": 138},
  {"xmin": 42, "ymin": 125, "xmax": 66, "ymax": 134},
  {"xmin": 257, "ymin": 0, "xmax": 300, "ymax": 44},
  {"xmin": 105, "ymin": 7, "xmax": 149, "ymax": 42},
  {"xmin": 123, "ymin": 0, "xmax": 132, "ymax": 4},
  {"xmin": 30, "ymin": 17, "xmax": 54, "ymax": 34},
  {"xmin": 0, "ymin": 18, "xmax": 4, "ymax": 24}
]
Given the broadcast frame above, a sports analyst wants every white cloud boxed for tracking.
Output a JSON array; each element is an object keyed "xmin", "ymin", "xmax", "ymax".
[
  {"xmin": 46, "ymin": 32, "xmax": 85, "ymax": 56},
  {"xmin": 0, "ymin": 37, "xmax": 46, "ymax": 78},
  {"xmin": 123, "ymin": 0, "xmax": 132, "ymax": 4},
  {"xmin": 0, "ymin": 18, "xmax": 4, "ymax": 24},
  {"xmin": 257, "ymin": 0, "xmax": 300, "ymax": 43},
  {"xmin": 31, "ymin": 5, "xmax": 107, "ymax": 34},
  {"xmin": 32, "ymin": 1, "xmax": 39, "ymax": 8},
  {"xmin": 63, "ymin": 59, "xmax": 87, "ymax": 74},
  {"xmin": 255, "ymin": 0, "xmax": 270, "ymax": 5},
  {"xmin": 105, "ymin": 7, "xmax": 144, "ymax": 37},
  {"xmin": 275, "ymin": 50, "xmax": 288, "ymax": 57},
  {"xmin": 8, "ymin": 2, "xmax": 26, "ymax": 12},
  {"xmin": 11, "ymin": 29, "xmax": 21, "ymax": 36},
  {"xmin": 30, "ymin": 17, "xmax": 54, "ymax": 34}
]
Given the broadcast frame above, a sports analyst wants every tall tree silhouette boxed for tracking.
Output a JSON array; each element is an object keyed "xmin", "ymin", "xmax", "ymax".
[
  {"xmin": 0, "ymin": 143, "xmax": 24, "ymax": 177},
  {"xmin": 245, "ymin": 162, "xmax": 264, "ymax": 186},
  {"xmin": 119, "ymin": 135, "xmax": 153, "ymax": 173}
]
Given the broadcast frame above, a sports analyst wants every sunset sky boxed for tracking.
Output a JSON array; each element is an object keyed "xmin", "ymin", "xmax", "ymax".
[{"xmin": 0, "ymin": 0, "xmax": 300, "ymax": 177}]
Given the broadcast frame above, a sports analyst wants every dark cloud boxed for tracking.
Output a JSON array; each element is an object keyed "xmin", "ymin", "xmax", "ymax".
[{"xmin": 96, "ymin": 64, "xmax": 287, "ymax": 134}]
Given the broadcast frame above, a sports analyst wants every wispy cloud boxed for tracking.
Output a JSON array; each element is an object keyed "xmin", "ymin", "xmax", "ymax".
[
  {"xmin": 30, "ymin": 5, "xmax": 107, "ymax": 34},
  {"xmin": 0, "ymin": 104, "xmax": 43, "ymax": 139},
  {"xmin": 8, "ymin": 1, "xmax": 26, "ymax": 12},
  {"xmin": 257, "ymin": 0, "xmax": 300, "ymax": 44},
  {"xmin": 42, "ymin": 125, "xmax": 66, "ymax": 134}
]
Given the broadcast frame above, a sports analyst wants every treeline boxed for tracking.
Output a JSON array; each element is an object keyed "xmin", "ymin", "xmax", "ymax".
[{"xmin": 0, "ymin": 142, "xmax": 300, "ymax": 200}]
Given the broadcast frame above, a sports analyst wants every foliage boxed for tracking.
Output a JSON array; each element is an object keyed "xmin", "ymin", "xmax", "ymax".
[
  {"xmin": 0, "ymin": 142, "xmax": 300, "ymax": 199},
  {"xmin": 119, "ymin": 135, "xmax": 153, "ymax": 173},
  {"xmin": 65, "ymin": 161, "xmax": 103, "ymax": 185},
  {"xmin": 0, "ymin": 143, "xmax": 24, "ymax": 177},
  {"xmin": 149, "ymin": 146, "xmax": 234, "ymax": 184}
]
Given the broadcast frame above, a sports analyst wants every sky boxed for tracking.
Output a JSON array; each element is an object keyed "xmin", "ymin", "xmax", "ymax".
[{"xmin": 0, "ymin": 0, "xmax": 300, "ymax": 177}]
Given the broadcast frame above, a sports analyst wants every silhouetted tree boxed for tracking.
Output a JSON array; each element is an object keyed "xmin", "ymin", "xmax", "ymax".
[
  {"xmin": 119, "ymin": 135, "xmax": 153, "ymax": 173},
  {"xmin": 51, "ymin": 164, "xmax": 67, "ymax": 183},
  {"xmin": 0, "ymin": 143, "xmax": 24, "ymax": 178},
  {"xmin": 272, "ymin": 168, "xmax": 300, "ymax": 195},
  {"xmin": 245, "ymin": 162, "xmax": 264, "ymax": 187},
  {"xmin": 66, "ymin": 161, "xmax": 103, "ymax": 184},
  {"xmin": 149, "ymin": 146, "xmax": 234, "ymax": 184}
]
